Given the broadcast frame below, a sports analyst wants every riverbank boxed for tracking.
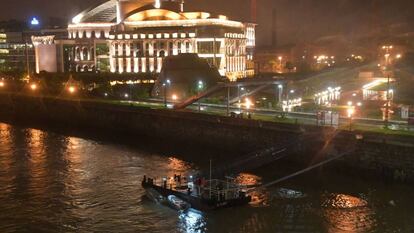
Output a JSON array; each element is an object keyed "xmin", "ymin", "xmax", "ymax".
[{"xmin": 0, "ymin": 92, "xmax": 413, "ymax": 183}]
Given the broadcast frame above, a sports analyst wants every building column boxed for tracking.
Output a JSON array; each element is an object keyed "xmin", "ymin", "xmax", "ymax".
[
  {"xmin": 134, "ymin": 57, "xmax": 139, "ymax": 73},
  {"xmin": 157, "ymin": 58, "xmax": 162, "ymax": 73},
  {"xmin": 118, "ymin": 42, "xmax": 124, "ymax": 73},
  {"xmin": 149, "ymin": 58, "xmax": 154, "ymax": 72},
  {"xmin": 181, "ymin": 41, "xmax": 186, "ymax": 53},
  {"xmin": 149, "ymin": 42, "xmax": 154, "ymax": 57},
  {"xmin": 110, "ymin": 42, "xmax": 116, "ymax": 73},
  {"xmin": 173, "ymin": 41, "xmax": 178, "ymax": 55},
  {"xmin": 141, "ymin": 57, "xmax": 146, "ymax": 72},
  {"xmin": 126, "ymin": 42, "xmax": 131, "ymax": 73}
]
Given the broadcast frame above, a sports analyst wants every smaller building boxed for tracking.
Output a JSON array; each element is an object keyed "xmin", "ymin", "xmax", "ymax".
[{"xmin": 0, "ymin": 31, "xmax": 35, "ymax": 73}]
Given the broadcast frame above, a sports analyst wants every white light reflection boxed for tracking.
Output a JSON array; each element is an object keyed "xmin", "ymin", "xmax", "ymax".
[{"xmin": 178, "ymin": 209, "xmax": 206, "ymax": 233}]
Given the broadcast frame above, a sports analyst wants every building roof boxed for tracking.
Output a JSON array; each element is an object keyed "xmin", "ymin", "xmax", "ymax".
[{"xmin": 70, "ymin": 0, "xmax": 245, "ymax": 28}]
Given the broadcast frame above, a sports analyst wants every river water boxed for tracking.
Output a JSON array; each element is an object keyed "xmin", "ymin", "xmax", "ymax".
[{"xmin": 0, "ymin": 122, "xmax": 413, "ymax": 233}]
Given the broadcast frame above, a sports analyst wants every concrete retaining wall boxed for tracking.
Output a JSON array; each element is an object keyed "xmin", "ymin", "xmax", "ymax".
[{"xmin": 0, "ymin": 93, "xmax": 413, "ymax": 183}]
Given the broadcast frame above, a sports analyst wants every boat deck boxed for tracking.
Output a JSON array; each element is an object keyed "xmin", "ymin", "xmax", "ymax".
[{"xmin": 142, "ymin": 176, "xmax": 251, "ymax": 211}]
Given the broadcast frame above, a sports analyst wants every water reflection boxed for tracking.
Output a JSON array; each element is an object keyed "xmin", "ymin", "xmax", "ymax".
[
  {"xmin": 235, "ymin": 173, "xmax": 269, "ymax": 207},
  {"xmin": 178, "ymin": 209, "xmax": 206, "ymax": 233},
  {"xmin": 321, "ymin": 193, "xmax": 376, "ymax": 232},
  {"xmin": 0, "ymin": 122, "xmax": 413, "ymax": 232}
]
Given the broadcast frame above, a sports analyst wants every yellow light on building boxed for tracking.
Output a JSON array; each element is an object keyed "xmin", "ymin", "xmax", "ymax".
[
  {"xmin": 172, "ymin": 94, "xmax": 178, "ymax": 100},
  {"xmin": 347, "ymin": 108, "xmax": 355, "ymax": 118},
  {"xmin": 0, "ymin": 81, "xmax": 4, "ymax": 87},
  {"xmin": 30, "ymin": 84, "xmax": 37, "ymax": 90}
]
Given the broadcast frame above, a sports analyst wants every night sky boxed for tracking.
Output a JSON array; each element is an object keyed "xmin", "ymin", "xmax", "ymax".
[{"xmin": 1, "ymin": 0, "xmax": 414, "ymax": 47}]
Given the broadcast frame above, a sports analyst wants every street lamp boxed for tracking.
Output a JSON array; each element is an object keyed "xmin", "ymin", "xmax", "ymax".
[
  {"xmin": 245, "ymin": 98, "xmax": 253, "ymax": 118},
  {"xmin": 237, "ymin": 85, "xmax": 243, "ymax": 111},
  {"xmin": 197, "ymin": 80, "xmax": 204, "ymax": 112},
  {"xmin": 287, "ymin": 89, "xmax": 295, "ymax": 103},
  {"xmin": 163, "ymin": 79, "xmax": 171, "ymax": 108},
  {"xmin": 198, "ymin": 80, "xmax": 204, "ymax": 90},
  {"xmin": 284, "ymin": 90, "xmax": 295, "ymax": 112},
  {"xmin": 347, "ymin": 107, "xmax": 355, "ymax": 131},
  {"xmin": 382, "ymin": 46, "xmax": 394, "ymax": 129},
  {"xmin": 30, "ymin": 83, "xmax": 37, "ymax": 91},
  {"xmin": 68, "ymin": 86, "xmax": 76, "ymax": 94},
  {"xmin": 277, "ymin": 84, "xmax": 283, "ymax": 107}
]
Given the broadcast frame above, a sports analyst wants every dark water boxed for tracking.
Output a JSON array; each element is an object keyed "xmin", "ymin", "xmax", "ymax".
[{"xmin": 0, "ymin": 122, "xmax": 413, "ymax": 233}]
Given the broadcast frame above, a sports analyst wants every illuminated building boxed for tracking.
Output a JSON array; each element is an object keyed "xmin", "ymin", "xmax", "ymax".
[
  {"xmin": 33, "ymin": 0, "xmax": 256, "ymax": 80},
  {"xmin": 0, "ymin": 18, "xmax": 66, "ymax": 73},
  {"xmin": 0, "ymin": 32, "xmax": 35, "ymax": 72}
]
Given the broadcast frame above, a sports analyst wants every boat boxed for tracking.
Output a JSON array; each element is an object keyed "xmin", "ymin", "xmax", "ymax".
[
  {"xmin": 167, "ymin": 195, "xmax": 191, "ymax": 211},
  {"xmin": 142, "ymin": 175, "xmax": 251, "ymax": 211}
]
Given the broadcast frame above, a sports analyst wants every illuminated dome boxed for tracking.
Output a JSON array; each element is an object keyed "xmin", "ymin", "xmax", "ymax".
[{"xmin": 72, "ymin": 0, "xmax": 205, "ymax": 24}]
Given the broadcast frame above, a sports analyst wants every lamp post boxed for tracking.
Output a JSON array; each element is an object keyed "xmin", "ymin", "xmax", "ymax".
[
  {"xmin": 163, "ymin": 79, "xmax": 171, "ymax": 108},
  {"xmin": 238, "ymin": 86, "xmax": 244, "ymax": 112},
  {"xmin": 382, "ymin": 45, "xmax": 393, "ymax": 129},
  {"xmin": 347, "ymin": 108, "xmax": 354, "ymax": 131},
  {"xmin": 347, "ymin": 101, "xmax": 355, "ymax": 131},
  {"xmin": 286, "ymin": 89, "xmax": 295, "ymax": 112},
  {"xmin": 277, "ymin": 84, "xmax": 283, "ymax": 107},
  {"xmin": 197, "ymin": 80, "xmax": 204, "ymax": 112},
  {"xmin": 385, "ymin": 73, "xmax": 391, "ymax": 129},
  {"xmin": 245, "ymin": 98, "xmax": 252, "ymax": 119}
]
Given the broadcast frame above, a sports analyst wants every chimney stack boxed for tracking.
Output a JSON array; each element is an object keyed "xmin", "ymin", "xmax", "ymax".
[{"xmin": 250, "ymin": 0, "xmax": 257, "ymax": 23}]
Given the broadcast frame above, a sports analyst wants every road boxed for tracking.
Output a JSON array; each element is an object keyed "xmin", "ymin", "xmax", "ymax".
[{"xmin": 119, "ymin": 98, "xmax": 410, "ymax": 131}]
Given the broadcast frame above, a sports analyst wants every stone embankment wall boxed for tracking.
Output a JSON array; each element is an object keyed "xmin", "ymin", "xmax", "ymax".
[{"xmin": 0, "ymin": 93, "xmax": 413, "ymax": 182}]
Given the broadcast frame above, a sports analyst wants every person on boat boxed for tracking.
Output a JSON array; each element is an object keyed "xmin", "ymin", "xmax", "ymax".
[{"xmin": 194, "ymin": 178, "xmax": 201, "ymax": 195}]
